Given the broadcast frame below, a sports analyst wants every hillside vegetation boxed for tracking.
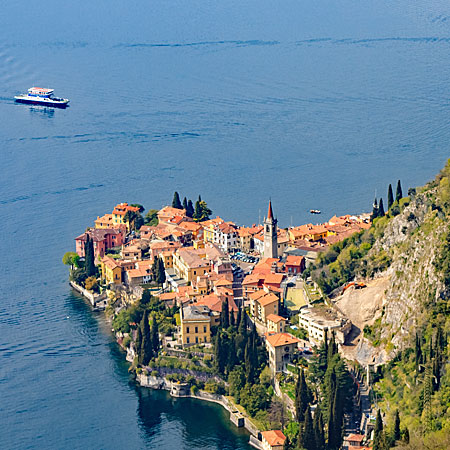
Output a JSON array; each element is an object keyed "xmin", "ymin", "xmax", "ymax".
[{"xmin": 310, "ymin": 160, "xmax": 450, "ymax": 448}]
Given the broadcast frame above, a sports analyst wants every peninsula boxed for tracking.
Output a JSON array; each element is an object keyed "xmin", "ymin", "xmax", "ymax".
[{"xmin": 64, "ymin": 165, "xmax": 450, "ymax": 450}]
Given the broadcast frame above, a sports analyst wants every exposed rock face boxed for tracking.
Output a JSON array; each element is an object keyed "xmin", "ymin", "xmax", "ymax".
[{"xmin": 367, "ymin": 189, "xmax": 447, "ymax": 355}]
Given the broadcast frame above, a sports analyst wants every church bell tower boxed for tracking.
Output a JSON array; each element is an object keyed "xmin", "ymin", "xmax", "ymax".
[{"xmin": 263, "ymin": 200, "xmax": 278, "ymax": 258}]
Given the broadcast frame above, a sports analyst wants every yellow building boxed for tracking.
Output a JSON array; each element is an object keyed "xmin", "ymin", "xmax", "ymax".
[
  {"xmin": 160, "ymin": 251, "xmax": 174, "ymax": 269},
  {"xmin": 100, "ymin": 256, "xmax": 122, "ymax": 285},
  {"xmin": 173, "ymin": 247, "xmax": 210, "ymax": 282},
  {"xmin": 249, "ymin": 290, "xmax": 279, "ymax": 324},
  {"xmin": 265, "ymin": 332, "xmax": 300, "ymax": 374},
  {"xmin": 202, "ymin": 217, "xmax": 224, "ymax": 243},
  {"xmin": 180, "ymin": 305, "xmax": 211, "ymax": 346},
  {"xmin": 112, "ymin": 203, "xmax": 140, "ymax": 231},
  {"xmin": 95, "ymin": 213, "xmax": 114, "ymax": 229},
  {"xmin": 266, "ymin": 314, "xmax": 287, "ymax": 333}
]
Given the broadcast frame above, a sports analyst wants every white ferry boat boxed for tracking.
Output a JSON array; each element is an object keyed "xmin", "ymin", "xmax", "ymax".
[{"xmin": 14, "ymin": 87, "xmax": 69, "ymax": 107}]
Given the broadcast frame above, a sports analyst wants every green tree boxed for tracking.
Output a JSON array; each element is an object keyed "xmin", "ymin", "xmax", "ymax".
[
  {"xmin": 313, "ymin": 405, "xmax": 325, "ymax": 450},
  {"xmin": 214, "ymin": 332, "xmax": 227, "ymax": 374},
  {"xmin": 373, "ymin": 409, "xmax": 383, "ymax": 450},
  {"xmin": 393, "ymin": 409, "xmax": 401, "ymax": 441},
  {"xmin": 415, "ymin": 332, "xmax": 423, "ymax": 375},
  {"xmin": 124, "ymin": 210, "xmax": 143, "ymax": 231},
  {"xmin": 70, "ymin": 267, "xmax": 87, "ymax": 285},
  {"xmin": 141, "ymin": 289, "xmax": 151, "ymax": 305},
  {"xmin": 186, "ymin": 200, "xmax": 194, "ymax": 218},
  {"xmin": 139, "ymin": 310, "xmax": 153, "ymax": 366},
  {"xmin": 221, "ymin": 298, "xmax": 230, "ymax": 329},
  {"xmin": 85, "ymin": 235, "xmax": 96, "ymax": 277},
  {"xmin": 228, "ymin": 365, "xmax": 246, "ymax": 402},
  {"xmin": 150, "ymin": 314, "xmax": 159, "ymax": 355},
  {"xmin": 135, "ymin": 325, "xmax": 142, "ymax": 357},
  {"xmin": 378, "ymin": 198, "xmax": 385, "ymax": 217},
  {"xmin": 172, "ymin": 191, "xmax": 182, "ymax": 209},
  {"xmin": 145, "ymin": 209, "xmax": 159, "ymax": 226},
  {"xmin": 240, "ymin": 383, "xmax": 269, "ymax": 417},
  {"xmin": 301, "ymin": 406, "xmax": 315, "ymax": 450},
  {"xmin": 62, "ymin": 251, "xmax": 79, "ymax": 267},
  {"xmin": 295, "ymin": 368, "xmax": 309, "ymax": 422},
  {"xmin": 182, "ymin": 197, "xmax": 188, "ymax": 211},
  {"xmin": 371, "ymin": 198, "xmax": 379, "ymax": 220},
  {"xmin": 244, "ymin": 342, "xmax": 255, "ymax": 384},
  {"xmin": 388, "ymin": 184, "xmax": 394, "ymax": 210},
  {"xmin": 193, "ymin": 199, "xmax": 212, "ymax": 222},
  {"xmin": 130, "ymin": 203, "xmax": 145, "ymax": 213},
  {"xmin": 157, "ymin": 258, "xmax": 166, "ymax": 287},
  {"xmin": 396, "ymin": 180, "xmax": 403, "ymax": 201}
]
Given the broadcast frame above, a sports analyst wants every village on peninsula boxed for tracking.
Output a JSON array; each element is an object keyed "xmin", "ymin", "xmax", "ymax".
[{"xmin": 64, "ymin": 193, "xmax": 380, "ymax": 450}]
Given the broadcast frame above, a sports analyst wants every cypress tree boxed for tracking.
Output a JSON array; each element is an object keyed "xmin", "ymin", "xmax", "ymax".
[
  {"xmin": 403, "ymin": 427, "xmax": 409, "ymax": 444},
  {"xmin": 85, "ymin": 234, "xmax": 96, "ymax": 277},
  {"xmin": 221, "ymin": 298, "xmax": 230, "ymax": 329},
  {"xmin": 172, "ymin": 191, "xmax": 182, "ymax": 209},
  {"xmin": 371, "ymin": 198, "xmax": 379, "ymax": 220},
  {"xmin": 393, "ymin": 409, "xmax": 401, "ymax": 441},
  {"xmin": 314, "ymin": 405, "xmax": 325, "ymax": 450},
  {"xmin": 140, "ymin": 310, "xmax": 153, "ymax": 366},
  {"xmin": 415, "ymin": 332, "xmax": 423, "ymax": 375},
  {"xmin": 378, "ymin": 198, "xmax": 385, "ymax": 216},
  {"xmin": 182, "ymin": 197, "xmax": 188, "ymax": 211},
  {"xmin": 193, "ymin": 200, "xmax": 202, "ymax": 221},
  {"xmin": 135, "ymin": 326, "xmax": 142, "ymax": 362},
  {"xmin": 214, "ymin": 333, "xmax": 221, "ymax": 373},
  {"xmin": 295, "ymin": 368, "xmax": 308, "ymax": 422},
  {"xmin": 152, "ymin": 256, "xmax": 158, "ymax": 281},
  {"xmin": 396, "ymin": 180, "xmax": 403, "ymax": 201},
  {"xmin": 150, "ymin": 315, "xmax": 159, "ymax": 355},
  {"xmin": 373, "ymin": 409, "xmax": 383, "ymax": 450},
  {"xmin": 157, "ymin": 258, "xmax": 166, "ymax": 286},
  {"xmin": 302, "ymin": 406, "xmax": 315, "ymax": 450},
  {"xmin": 244, "ymin": 342, "xmax": 255, "ymax": 383},
  {"xmin": 388, "ymin": 184, "xmax": 394, "ymax": 210},
  {"xmin": 186, "ymin": 200, "xmax": 194, "ymax": 218},
  {"xmin": 328, "ymin": 387, "xmax": 342, "ymax": 450},
  {"xmin": 238, "ymin": 306, "xmax": 246, "ymax": 335},
  {"xmin": 327, "ymin": 331, "xmax": 337, "ymax": 364},
  {"xmin": 236, "ymin": 305, "xmax": 242, "ymax": 329},
  {"xmin": 326, "ymin": 370, "xmax": 337, "ymax": 449},
  {"xmin": 230, "ymin": 308, "xmax": 235, "ymax": 327}
]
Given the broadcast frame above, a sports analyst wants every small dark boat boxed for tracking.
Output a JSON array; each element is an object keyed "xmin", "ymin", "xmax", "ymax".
[{"xmin": 310, "ymin": 209, "xmax": 321, "ymax": 214}]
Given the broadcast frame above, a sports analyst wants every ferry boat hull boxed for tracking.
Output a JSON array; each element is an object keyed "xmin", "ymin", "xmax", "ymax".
[{"xmin": 14, "ymin": 96, "xmax": 69, "ymax": 108}]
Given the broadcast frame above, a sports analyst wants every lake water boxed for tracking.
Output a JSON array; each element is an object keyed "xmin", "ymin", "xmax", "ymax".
[{"xmin": 1, "ymin": 0, "xmax": 449, "ymax": 448}]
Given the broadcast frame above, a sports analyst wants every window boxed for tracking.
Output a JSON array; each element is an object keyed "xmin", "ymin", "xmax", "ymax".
[
  {"xmin": 195, "ymin": 326, "xmax": 198, "ymax": 333},
  {"xmin": 187, "ymin": 337, "xmax": 190, "ymax": 343},
  {"xmin": 195, "ymin": 337, "xmax": 198, "ymax": 343},
  {"xmin": 186, "ymin": 327, "xmax": 190, "ymax": 334},
  {"xmin": 203, "ymin": 326, "xmax": 207, "ymax": 333}
]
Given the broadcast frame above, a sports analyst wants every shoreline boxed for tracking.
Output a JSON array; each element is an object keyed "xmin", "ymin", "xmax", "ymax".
[{"xmin": 71, "ymin": 282, "xmax": 262, "ymax": 447}]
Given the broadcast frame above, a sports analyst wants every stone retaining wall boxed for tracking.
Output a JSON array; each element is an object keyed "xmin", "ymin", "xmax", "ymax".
[{"xmin": 70, "ymin": 281, "xmax": 106, "ymax": 306}]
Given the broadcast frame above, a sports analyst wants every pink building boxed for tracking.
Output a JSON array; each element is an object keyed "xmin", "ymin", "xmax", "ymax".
[{"xmin": 75, "ymin": 228, "xmax": 125, "ymax": 259}]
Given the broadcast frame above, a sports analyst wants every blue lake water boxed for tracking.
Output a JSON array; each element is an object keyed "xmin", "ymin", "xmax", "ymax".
[{"xmin": 1, "ymin": 0, "xmax": 450, "ymax": 448}]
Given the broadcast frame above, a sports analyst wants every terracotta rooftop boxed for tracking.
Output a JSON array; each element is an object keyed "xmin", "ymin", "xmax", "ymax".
[
  {"xmin": 258, "ymin": 292, "xmax": 279, "ymax": 307},
  {"xmin": 261, "ymin": 430, "xmax": 286, "ymax": 447},
  {"xmin": 266, "ymin": 314, "xmax": 286, "ymax": 323},
  {"xmin": 265, "ymin": 332, "xmax": 300, "ymax": 348}
]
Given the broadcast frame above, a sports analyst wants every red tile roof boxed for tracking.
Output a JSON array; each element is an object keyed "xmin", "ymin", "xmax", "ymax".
[
  {"xmin": 265, "ymin": 332, "xmax": 300, "ymax": 348},
  {"xmin": 261, "ymin": 430, "xmax": 286, "ymax": 447}
]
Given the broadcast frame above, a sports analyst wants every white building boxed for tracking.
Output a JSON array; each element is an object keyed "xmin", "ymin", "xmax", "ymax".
[{"xmin": 298, "ymin": 307, "xmax": 352, "ymax": 344}]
